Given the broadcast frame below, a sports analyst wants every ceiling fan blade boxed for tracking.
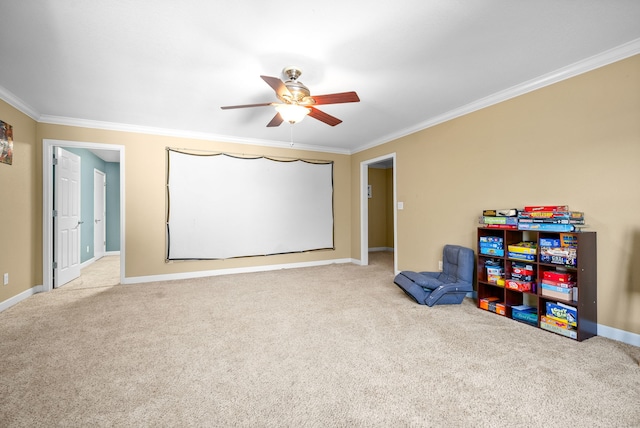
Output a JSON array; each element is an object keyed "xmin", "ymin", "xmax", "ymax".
[
  {"xmin": 261, "ymin": 75, "xmax": 292, "ymax": 99},
  {"xmin": 266, "ymin": 112, "xmax": 284, "ymax": 127},
  {"xmin": 308, "ymin": 107, "xmax": 342, "ymax": 126},
  {"xmin": 220, "ymin": 102, "xmax": 274, "ymax": 110},
  {"xmin": 308, "ymin": 91, "xmax": 360, "ymax": 105}
]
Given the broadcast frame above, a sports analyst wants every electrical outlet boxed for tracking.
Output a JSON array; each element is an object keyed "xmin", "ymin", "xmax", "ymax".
[
  {"xmin": 438, "ymin": 261, "xmax": 443, "ymax": 271},
  {"xmin": 87, "ymin": 246, "xmax": 90, "ymax": 253},
  {"xmin": 3, "ymin": 273, "xmax": 8, "ymax": 285}
]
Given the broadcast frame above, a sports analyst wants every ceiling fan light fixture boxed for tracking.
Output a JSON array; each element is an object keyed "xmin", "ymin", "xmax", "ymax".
[
  {"xmin": 220, "ymin": 67, "xmax": 359, "ymax": 127},
  {"xmin": 275, "ymin": 104, "xmax": 310, "ymax": 124}
]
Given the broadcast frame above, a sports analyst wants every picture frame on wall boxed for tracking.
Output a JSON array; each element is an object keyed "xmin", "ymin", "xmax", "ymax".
[{"xmin": 0, "ymin": 120, "xmax": 13, "ymax": 165}]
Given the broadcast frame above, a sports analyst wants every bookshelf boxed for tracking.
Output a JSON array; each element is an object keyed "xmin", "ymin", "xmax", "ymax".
[{"xmin": 476, "ymin": 227, "xmax": 597, "ymax": 341}]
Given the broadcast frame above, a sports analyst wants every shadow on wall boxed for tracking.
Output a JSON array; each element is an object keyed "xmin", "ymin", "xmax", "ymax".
[{"xmin": 625, "ymin": 229, "xmax": 640, "ymax": 332}]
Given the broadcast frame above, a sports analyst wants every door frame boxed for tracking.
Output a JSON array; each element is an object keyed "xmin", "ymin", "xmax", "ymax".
[
  {"xmin": 360, "ymin": 153, "xmax": 397, "ymax": 273},
  {"xmin": 43, "ymin": 139, "xmax": 125, "ymax": 292},
  {"xmin": 93, "ymin": 168, "xmax": 106, "ymax": 260}
]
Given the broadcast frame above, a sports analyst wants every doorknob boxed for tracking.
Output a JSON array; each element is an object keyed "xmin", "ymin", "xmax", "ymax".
[
  {"xmin": 74, "ymin": 221, "xmax": 84, "ymax": 229},
  {"xmin": 95, "ymin": 219, "xmax": 101, "ymax": 223}
]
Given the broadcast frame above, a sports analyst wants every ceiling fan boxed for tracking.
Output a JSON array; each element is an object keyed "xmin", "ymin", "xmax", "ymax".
[{"xmin": 220, "ymin": 66, "xmax": 360, "ymax": 127}]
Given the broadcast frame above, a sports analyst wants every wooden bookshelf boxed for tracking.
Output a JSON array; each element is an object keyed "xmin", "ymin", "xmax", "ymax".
[{"xmin": 476, "ymin": 227, "xmax": 597, "ymax": 341}]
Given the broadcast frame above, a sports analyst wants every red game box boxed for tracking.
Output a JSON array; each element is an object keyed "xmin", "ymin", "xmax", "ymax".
[{"xmin": 543, "ymin": 271, "xmax": 574, "ymax": 283}]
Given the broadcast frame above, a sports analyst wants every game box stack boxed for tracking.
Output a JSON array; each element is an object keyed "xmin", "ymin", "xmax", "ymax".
[
  {"xmin": 539, "ymin": 301, "xmax": 578, "ymax": 339},
  {"xmin": 517, "ymin": 205, "xmax": 586, "ymax": 232},
  {"xmin": 479, "ymin": 297, "xmax": 505, "ymax": 316},
  {"xmin": 540, "ymin": 234, "xmax": 578, "ymax": 267},
  {"xmin": 485, "ymin": 259, "xmax": 504, "ymax": 286},
  {"xmin": 479, "ymin": 208, "xmax": 518, "ymax": 229},
  {"xmin": 479, "ymin": 236, "xmax": 504, "ymax": 257},
  {"xmin": 506, "ymin": 260, "xmax": 536, "ymax": 293},
  {"xmin": 507, "ymin": 241, "xmax": 537, "ymax": 262},
  {"xmin": 540, "ymin": 269, "xmax": 576, "ymax": 301}
]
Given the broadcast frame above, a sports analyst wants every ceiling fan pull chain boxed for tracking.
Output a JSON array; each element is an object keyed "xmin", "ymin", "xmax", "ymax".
[{"xmin": 290, "ymin": 123, "xmax": 294, "ymax": 147}]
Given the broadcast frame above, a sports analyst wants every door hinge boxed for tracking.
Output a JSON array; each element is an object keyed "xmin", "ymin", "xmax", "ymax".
[
  {"xmin": 52, "ymin": 155, "xmax": 58, "ymax": 165},
  {"xmin": 52, "ymin": 210, "xmax": 57, "ymax": 217},
  {"xmin": 53, "ymin": 262, "xmax": 58, "ymax": 269}
]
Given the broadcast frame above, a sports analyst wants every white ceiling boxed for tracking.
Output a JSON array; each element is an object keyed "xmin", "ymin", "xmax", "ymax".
[{"xmin": 1, "ymin": 1, "xmax": 639, "ymax": 154}]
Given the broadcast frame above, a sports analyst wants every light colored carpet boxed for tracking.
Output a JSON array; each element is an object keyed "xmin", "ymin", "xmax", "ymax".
[{"xmin": 1, "ymin": 252, "xmax": 639, "ymax": 427}]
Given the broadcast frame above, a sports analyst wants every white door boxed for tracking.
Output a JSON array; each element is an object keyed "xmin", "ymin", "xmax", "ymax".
[
  {"xmin": 94, "ymin": 169, "xmax": 106, "ymax": 260},
  {"xmin": 54, "ymin": 148, "xmax": 82, "ymax": 287}
]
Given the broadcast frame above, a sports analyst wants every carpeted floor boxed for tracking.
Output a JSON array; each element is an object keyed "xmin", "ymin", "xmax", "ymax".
[{"xmin": 1, "ymin": 252, "xmax": 639, "ymax": 427}]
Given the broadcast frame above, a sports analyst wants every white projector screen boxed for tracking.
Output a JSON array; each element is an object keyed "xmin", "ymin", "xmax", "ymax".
[{"xmin": 166, "ymin": 150, "xmax": 334, "ymax": 260}]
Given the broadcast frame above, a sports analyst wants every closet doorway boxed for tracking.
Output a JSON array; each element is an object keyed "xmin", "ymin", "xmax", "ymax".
[{"xmin": 360, "ymin": 153, "xmax": 397, "ymax": 273}]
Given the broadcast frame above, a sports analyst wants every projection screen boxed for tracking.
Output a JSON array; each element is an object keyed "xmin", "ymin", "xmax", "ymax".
[{"xmin": 166, "ymin": 149, "xmax": 334, "ymax": 260}]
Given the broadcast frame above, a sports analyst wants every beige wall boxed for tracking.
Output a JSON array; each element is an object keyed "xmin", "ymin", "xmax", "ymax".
[
  {"xmin": 0, "ymin": 100, "xmax": 39, "ymax": 303},
  {"xmin": 352, "ymin": 54, "xmax": 640, "ymax": 335},
  {"xmin": 1, "ymin": 55, "xmax": 638, "ymax": 337},
  {"xmin": 35, "ymin": 124, "xmax": 352, "ymax": 278}
]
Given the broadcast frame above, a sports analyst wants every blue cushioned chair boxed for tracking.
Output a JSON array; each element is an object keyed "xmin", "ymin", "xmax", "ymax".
[{"xmin": 394, "ymin": 245, "xmax": 475, "ymax": 306}]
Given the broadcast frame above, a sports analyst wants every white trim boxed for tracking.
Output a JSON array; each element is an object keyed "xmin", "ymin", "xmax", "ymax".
[
  {"xmin": 105, "ymin": 251, "xmax": 121, "ymax": 256},
  {"xmin": 353, "ymin": 38, "xmax": 640, "ymax": 154},
  {"xmin": 598, "ymin": 324, "xmax": 640, "ymax": 347},
  {"xmin": 0, "ymin": 86, "xmax": 40, "ymax": 121},
  {"xmin": 38, "ymin": 115, "xmax": 352, "ymax": 155},
  {"xmin": 43, "ymin": 139, "xmax": 126, "ymax": 292},
  {"xmin": 2, "ymin": 40, "xmax": 637, "ymax": 156},
  {"xmin": 360, "ymin": 154, "xmax": 398, "ymax": 274},
  {"xmin": 80, "ymin": 257, "xmax": 96, "ymax": 270},
  {"xmin": 0, "ymin": 286, "xmax": 43, "ymax": 313},
  {"xmin": 122, "ymin": 258, "xmax": 355, "ymax": 285}
]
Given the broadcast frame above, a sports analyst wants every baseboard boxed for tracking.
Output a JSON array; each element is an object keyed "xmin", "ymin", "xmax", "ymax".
[
  {"xmin": 369, "ymin": 247, "xmax": 394, "ymax": 252},
  {"xmin": 0, "ymin": 285, "xmax": 43, "ymax": 313},
  {"xmin": 122, "ymin": 257, "xmax": 356, "ymax": 285},
  {"xmin": 598, "ymin": 324, "xmax": 640, "ymax": 347},
  {"xmin": 80, "ymin": 257, "xmax": 96, "ymax": 270},
  {"xmin": 105, "ymin": 251, "xmax": 120, "ymax": 256},
  {"xmin": 465, "ymin": 296, "xmax": 639, "ymax": 347}
]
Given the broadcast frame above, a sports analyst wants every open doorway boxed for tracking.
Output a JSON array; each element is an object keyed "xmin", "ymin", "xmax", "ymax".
[
  {"xmin": 42, "ymin": 139, "xmax": 125, "ymax": 292},
  {"xmin": 360, "ymin": 153, "xmax": 397, "ymax": 273}
]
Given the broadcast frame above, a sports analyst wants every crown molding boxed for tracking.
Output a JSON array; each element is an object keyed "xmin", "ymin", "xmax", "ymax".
[
  {"xmin": 353, "ymin": 38, "xmax": 640, "ymax": 154},
  {"xmin": 2, "ymin": 38, "xmax": 637, "ymax": 156},
  {"xmin": 38, "ymin": 115, "xmax": 352, "ymax": 155},
  {"xmin": 0, "ymin": 86, "xmax": 40, "ymax": 121}
]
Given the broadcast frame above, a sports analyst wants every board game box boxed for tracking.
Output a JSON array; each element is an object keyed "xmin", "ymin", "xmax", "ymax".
[
  {"xmin": 512, "ymin": 305, "xmax": 538, "ymax": 325},
  {"xmin": 523, "ymin": 205, "xmax": 569, "ymax": 212},
  {"xmin": 539, "ymin": 238, "xmax": 561, "ymax": 248},
  {"xmin": 543, "ymin": 271, "xmax": 574, "ymax": 282},
  {"xmin": 508, "ymin": 242, "xmax": 537, "ymax": 255},
  {"xmin": 545, "ymin": 302, "xmax": 577, "ymax": 326},
  {"xmin": 505, "ymin": 279, "xmax": 534, "ymax": 292},
  {"xmin": 517, "ymin": 223, "xmax": 576, "ymax": 232},
  {"xmin": 508, "ymin": 252, "xmax": 536, "ymax": 261},
  {"xmin": 540, "ymin": 321, "xmax": 577, "ymax": 339}
]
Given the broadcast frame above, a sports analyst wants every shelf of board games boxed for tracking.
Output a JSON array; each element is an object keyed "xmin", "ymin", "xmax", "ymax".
[{"xmin": 476, "ymin": 227, "xmax": 597, "ymax": 341}]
